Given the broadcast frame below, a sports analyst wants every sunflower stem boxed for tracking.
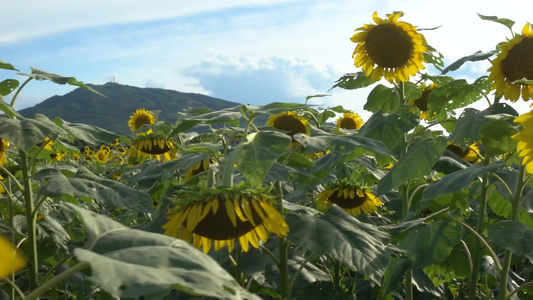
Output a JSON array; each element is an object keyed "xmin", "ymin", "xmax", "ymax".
[
  {"xmin": 468, "ymin": 170, "xmax": 491, "ymax": 300},
  {"xmin": 498, "ymin": 164, "xmax": 526, "ymax": 300},
  {"xmin": 25, "ymin": 262, "xmax": 89, "ymax": 300},
  {"xmin": 9, "ymin": 77, "xmax": 32, "ymax": 108},
  {"xmin": 20, "ymin": 149, "xmax": 39, "ymax": 291},
  {"xmin": 278, "ymin": 237, "xmax": 291, "ymax": 300}
]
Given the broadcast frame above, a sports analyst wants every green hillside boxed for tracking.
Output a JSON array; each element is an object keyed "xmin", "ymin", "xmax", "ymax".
[{"xmin": 18, "ymin": 82, "xmax": 243, "ymax": 134}]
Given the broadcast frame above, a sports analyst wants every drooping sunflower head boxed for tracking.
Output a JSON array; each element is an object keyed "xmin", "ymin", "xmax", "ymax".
[
  {"xmin": 512, "ymin": 110, "xmax": 533, "ymax": 174},
  {"xmin": 336, "ymin": 110, "xmax": 364, "ymax": 130},
  {"xmin": 316, "ymin": 183, "xmax": 382, "ymax": 216},
  {"xmin": 128, "ymin": 108, "xmax": 156, "ymax": 133},
  {"xmin": 266, "ymin": 111, "xmax": 310, "ymax": 141},
  {"xmin": 184, "ymin": 158, "xmax": 215, "ymax": 182},
  {"xmin": 446, "ymin": 142, "xmax": 481, "ymax": 164},
  {"xmin": 162, "ymin": 186, "xmax": 289, "ymax": 253},
  {"xmin": 131, "ymin": 136, "xmax": 177, "ymax": 162},
  {"xmin": 351, "ymin": 11, "xmax": 427, "ymax": 83},
  {"xmin": 409, "ymin": 83, "xmax": 438, "ymax": 119},
  {"xmin": 488, "ymin": 23, "xmax": 533, "ymax": 102}
]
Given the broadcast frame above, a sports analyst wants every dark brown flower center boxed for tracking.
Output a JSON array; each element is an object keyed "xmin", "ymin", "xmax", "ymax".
[
  {"xmin": 192, "ymin": 198, "xmax": 263, "ymax": 240},
  {"xmin": 134, "ymin": 114, "xmax": 153, "ymax": 129},
  {"xmin": 328, "ymin": 188, "xmax": 367, "ymax": 209},
  {"xmin": 272, "ymin": 115, "xmax": 307, "ymax": 139},
  {"xmin": 365, "ymin": 24, "xmax": 414, "ymax": 68},
  {"xmin": 414, "ymin": 88, "xmax": 432, "ymax": 111},
  {"xmin": 501, "ymin": 38, "xmax": 533, "ymax": 81},
  {"xmin": 446, "ymin": 144, "xmax": 470, "ymax": 159},
  {"xmin": 340, "ymin": 118, "xmax": 358, "ymax": 129},
  {"xmin": 137, "ymin": 139, "xmax": 172, "ymax": 155}
]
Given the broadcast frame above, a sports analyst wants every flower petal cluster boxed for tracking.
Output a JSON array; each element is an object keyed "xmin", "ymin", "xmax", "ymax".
[{"xmin": 512, "ymin": 110, "xmax": 533, "ymax": 174}]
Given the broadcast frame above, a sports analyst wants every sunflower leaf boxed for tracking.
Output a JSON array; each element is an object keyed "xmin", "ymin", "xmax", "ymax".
[
  {"xmin": 422, "ymin": 162, "xmax": 503, "ymax": 201},
  {"xmin": 427, "ymin": 77, "xmax": 491, "ymax": 116},
  {"xmin": 0, "ymin": 114, "xmax": 67, "ymax": 152},
  {"xmin": 0, "ymin": 60, "xmax": 19, "ymax": 71},
  {"xmin": 0, "ymin": 79, "xmax": 19, "ymax": 96},
  {"xmin": 378, "ymin": 137, "xmax": 447, "ymax": 195},
  {"xmin": 364, "ymin": 84, "xmax": 400, "ymax": 113},
  {"xmin": 512, "ymin": 78, "xmax": 533, "ymax": 86},
  {"xmin": 359, "ymin": 112, "xmax": 418, "ymax": 152},
  {"xmin": 329, "ymin": 72, "xmax": 376, "ymax": 91},
  {"xmin": 479, "ymin": 119, "xmax": 518, "ymax": 157},
  {"xmin": 441, "ymin": 51, "xmax": 497, "ymax": 75},
  {"xmin": 36, "ymin": 166, "xmax": 153, "ymax": 213},
  {"xmin": 19, "ymin": 67, "xmax": 105, "ymax": 97},
  {"xmin": 488, "ymin": 221, "xmax": 533, "ymax": 256},
  {"xmin": 478, "ymin": 13, "xmax": 515, "ymax": 33},
  {"xmin": 285, "ymin": 207, "xmax": 392, "ymax": 282},
  {"xmin": 0, "ymin": 98, "xmax": 22, "ymax": 118},
  {"xmin": 423, "ymin": 44, "xmax": 445, "ymax": 71},
  {"xmin": 67, "ymin": 204, "xmax": 260, "ymax": 299},
  {"xmin": 54, "ymin": 118, "xmax": 120, "ymax": 145}
]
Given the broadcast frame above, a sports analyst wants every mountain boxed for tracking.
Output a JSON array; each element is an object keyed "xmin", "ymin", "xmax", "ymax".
[{"xmin": 18, "ymin": 82, "xmax": 242, "ymax": 134}]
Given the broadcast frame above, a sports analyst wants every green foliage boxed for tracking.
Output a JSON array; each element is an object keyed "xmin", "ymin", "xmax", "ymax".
[{"xmin": 329, "ymin": 72, "xmax": 376, "ymax": 91}]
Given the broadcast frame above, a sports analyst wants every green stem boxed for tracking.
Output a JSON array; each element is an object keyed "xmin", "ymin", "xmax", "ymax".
[
  {"xmin": 288, "ymin": 254, "xmax": 313, "ymax": 292},
  {"xmin": 24, "ymin": 262, "xmax": 89, "ymax": 300},
  {"xmin": 9, "ymin": 77, "xmax": 32, "ymax": 108},
  {"xmin": 468, "ymin": 172, "xmax": 490, "ymax": 300},
  {"xmin": 20, "ymin": 149, "xmax": 38, "ymax": 290},
  {"xmin": 506, "ymin": 280, "xmax": 533, "ymax": 300},
  {"xmin": 6, "ymin": 178, "xmax": 16, "ymax": 300},
  {"xmin": 498, "ymin": 164, "xmax": 526, "ymax": 300},
  {"xmin": 279, "ymin": 237, "xmax": 290, "ymax": 299},
  {"xmin": 1, "ymin": 277, "xmax": 25, "ymax": 299}
]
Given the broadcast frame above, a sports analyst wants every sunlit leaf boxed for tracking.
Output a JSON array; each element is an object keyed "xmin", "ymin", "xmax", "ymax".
[
  {"xmin": 0, "ymin": 79, "xmax": 19, "ymax": 96},
  {"xmin": 378, "ymin": 137, "xmax": 447, "ymax": 195},
  {"xmin": 412, "ymin": 268, "xmax": 445, "ymax": 297},
  {"xmin": 488, "ymin": 221, "xmax": 533, "ymax": 256},
  {"xmin": 285, "ymin": 207, "xmax": 391, "ymax": 282},
  {"xmin": 441, "ymin": 51, "xmax": 497, "ymax": 75},
  {"xmin": 422, "ymin": 162, "xmax": 503, "ymax": 201},
  {"xmin": 480, "ymin": 119, "xmax": 518, "ymax": 157},
  {"xmin": 359, "ymin": 112, "xmax": 418, "ymax": 151},
  {"xmin": 0, "ymin": 114, "xmax": 67, "ymax": 152},
  {"xmin": 329, "ymin": 72, "xmax": 376, "ymax": 91},
  {"xmin": 37, "ymin": 167, "xmax": 153, "ymax": 213},
  {"xmin": 423, "ymin": 44, "xmax": 445, "ymax": 71},
  {"xmin": 54, "ymin": 118, "xmax": 121, "ymax": 145},
  {"xmin": 478, "ymin": 13, "xmax": 515, "ymax": 32},
  {"xmin": 428, "ymin": 77, "xmax": 492, "ymax": 116},
  {"xmin": 0, "ymin": 60, "xmax": 18, "ymax": 71},
  {"xmin": 0, "ymin": 98, "xmax": 22, "ymax": 118},
  {"xmin": 364, "ymin": 84, "xmax": 400, "ymax": 113},
  {"xmin": 68, "ymin": 205, "xmax": 260, "ymax": 299},
  {"xmin": 19, "ymin": 67, "xmax": 105, "ymax": 96}
]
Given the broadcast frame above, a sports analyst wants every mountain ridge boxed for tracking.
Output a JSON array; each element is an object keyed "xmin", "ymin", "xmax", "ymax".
[{"xmin": 18, "ymin": 82, "xmax": 242, "ymax": 134}]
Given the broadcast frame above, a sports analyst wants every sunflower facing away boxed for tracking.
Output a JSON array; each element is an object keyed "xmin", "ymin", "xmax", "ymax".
[
  {"xmin": 132, "ymin": 136, "xmax": 177, "ymax": 162},
  {"xmin": 488, "ymin": 23, "xmax": 533, "ymax": 102},
  {"xmin": 446, "ymin": 142, "xmax": 481, "ymax": 164},
  {"xmin": 184, "ymin": 158, "xmax": 215, "ymax": 181},
  {"xmin": 162, "ymin": 186, "xmax": 289, "ymax": 253},
  {"xmin": 266, "ymin": 111, "xmax": 310, "ymax": 141},
  {"xmin": 317, "ymin": 183, "xmax": 382, "ymax": 216},
  {"xmin": 512, "ymin": 110, "xmax": 533, "ymax": 174},
  {"xmin": 336, "ymin": 111, "xmax": 364, "ymax": 130},
  {"xmin": 128, "ymin": 108, "xmax": 156, "ymax": 133},
  {"xmin": 351, "ymin": 12, "xmax": 427, "ymax": 83},
  {"xmin": 409, "ymin": 83, "xmax": 438, "ymax": 119}
]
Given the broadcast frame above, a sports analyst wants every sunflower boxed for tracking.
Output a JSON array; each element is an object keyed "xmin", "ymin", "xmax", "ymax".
[
  {"xmin": 116, "ymin": 146, "xmax": 127, "ymax": 155},
  {"xmin": 266, "ymin": 111, "xmax": 310, "ymax": 141},
  {"xmin": 317, "ymin": 183, "xmax": 382, "ymax": 216},
  {"xmin": 0, "ymin": 234, "xmax": 26, "ymax": 278},
  {"xmin": 336, "ymin": 110, "xmax": 364, "ymax": 130},
  {"xmin": 409, "ymin": 83, "xmax": 437, "ymax": 119},
  {"xmin": 162, "ymin": 186, "xmax": 289, "ymax": 253},
  {"xmin": 350, "ymin": 12, "xmax": 427, "ymax": 83},
  {"xmin": 488, "ymin": 23, "xmax": 533, "ymax": 102},
  {"xmin": 0, "ymin": 138, "xmax": 9, "ymax": 166},
  {"xmin": 184, "ymin": 158, "xmax": 214, "ymax": 181},
  {"xmin": 128, "ymin": 108, "xmax": 156, "ymax": 133},
  {"xmin": 512, "ymin": 110, "xmax": 533, "ymax": 174},
  {"xmin": 446, "ymin": 142, "xmax": 481, "ymax": 164},
  {"xmin": 110, "ymin": 138, "xmax": 119, "ymax": 147},
  {"xmin": 132, "ymin": 136, "xmax": 177, "ymax": 162},
  {"xmin": 95, "ymin": 149, "xmax": 109, "ymax": 164}
]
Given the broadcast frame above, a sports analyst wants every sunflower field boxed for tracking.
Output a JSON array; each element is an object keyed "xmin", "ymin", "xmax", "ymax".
[{"xmin": 1, "ymin": 12, "xmax": 533, "ymax": 300}]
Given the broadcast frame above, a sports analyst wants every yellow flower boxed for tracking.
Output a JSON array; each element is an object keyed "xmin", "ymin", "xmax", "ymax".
[
  {"xmin": 266, "ymin": 111, "xmax": 310, "ymax": 142},
  {"xmin": 336, "ymin": 111, "xmax": 364, "ymax": 130},
  {"xmin": 95, "ymin": 149, "xmax": 109, "ymax": 164},
  {"xmin": 0, "ymin": 234, "xmax": 26, "ymax": 278},
  {"xmin": 446, "ymin": 142, "xmax": 481, "ymax": 164},
  {"xmin": 409, "ymin": 83, "xmax": 438, "ymax": 119},
  {"xmin": 0, "ymin": 138, "xmax": 9, "ymax": 166},
  {"xmin": 128, "ymin": 108, "xmax": 156, "ymax": 133},
  {"xmin": 110, "ymin": 138, "xmax": 119, "ymax": 147},
  {"xmin": 184, "ymin": 158, "xmax": 214, "ymax": 181},
  {"xmin": 132, "ymin": 137, "xmax": 177, "ymax": 162},
  {"xmin": 512, "ymin": 110, "xmax": 533, "ymax": 174},
  {"xmin": 488, "ymin": 23, "xmax": 533, "ymax": 102},
  {"xmin": 116, "ymin": 146, "xmax": 127, "ymax": 155},
  {"xmin": 316, "ymin": 183, "xmax": 382, "ymax": 216},
  {"xmin": 162, "ymin": 186, "xmax": 289, "ymax": 254},
  {"xmin": 350, "ymin": 12, "xmax": 427, "ymax": 83}
]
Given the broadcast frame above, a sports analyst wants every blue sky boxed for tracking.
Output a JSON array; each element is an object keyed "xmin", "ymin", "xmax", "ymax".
[{"xmin": 1, "ymin": 0, "xmax": 531, "ymax": 119}]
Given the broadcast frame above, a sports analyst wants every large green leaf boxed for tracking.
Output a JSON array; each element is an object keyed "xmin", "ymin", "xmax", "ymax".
[
  {"xmin": 478, "ymin": 13, "xmax": 515, "ymax": 32},
  {"xmin": 19, "ymin": 67, "xmax": 105, "ymax": 96},
  {"xmin": 441, "ymin": 51, "xmax": 497, "ymax": 75},
  {"xmin": 364, "ymin": 84, "xmax": 399, "ymax": 113},
  {"xmin": 398, "ymin": 219, "xmax": 462, "ymax": 269},
  {"xmin": 37, "ymin": 166, "xmax": 153, "ymax": 213},
  {"xmin": 380, "ymin": 208, "xmax": 449, "ymax": 235},
  {"xmin": 68, "ymin": 204, "xmax": 260, "ymax": 299},
  {"xmin": 479, "ymin": 119, "xmax": 518, "ymax": 157},
  {"xmin": 0, "ymin": 114, "xmax": 67, "ymax": 152},
  {"xmin": 488, "ymin": 221, "xmax": 533, "ymax": 256},
  {"xmin": 0, "ymin": 79, "xmax": 19, "ymax": 96},
  {"xmin": 237, "ymin": 131, "xmax": 291, "ymax": 185},
  {"xmin": 329, "ymin": 72, "xmax": 376, "ymax": 91},
  {"xmin": 428, "ymin": 77, "xmax": 492, "ymax": 116},
  {"xmin": 328, "ymin": 135, "xmax": 394, "ymax": 156},
  {"xmin": 359, "ymin": 112, "xmax": 418, "ymax": 151},
  {"xmin": 285, "ymin": 206, "xmax": 391, "ymax": 281},
  {"xmin": 54, "ymin": 118, "xmax": 120, "ymax": 145},
  {"xmin": 0, "ymin": 99, "xmax": 22, "ymax": 118},
  {"xmin": 422, "ymin": 162, "xmax": 503, "ymax": 201},
  {"xmin": 254, "ymin": 102, "xmax": 316, "ymax": 115},
  {"xmin": 449, "ymin": 103, "xmax": 518, "ymax": 147},
  {"xmin": 0, "ymin": 60, "xmax": 18, "ymax": 71},
  {"xmin": 379, "ymin": 257, "xmax": 412, "ymax": 298},
  {"xmin": 378, "ymin": 137, "xmax": 447, "ymax": 195}
]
